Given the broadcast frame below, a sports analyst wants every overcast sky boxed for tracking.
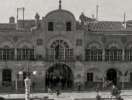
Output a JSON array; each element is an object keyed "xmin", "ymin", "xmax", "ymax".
[{"xmin": 0, "ymin": 0, "xmax": 132, "ymax": 23}]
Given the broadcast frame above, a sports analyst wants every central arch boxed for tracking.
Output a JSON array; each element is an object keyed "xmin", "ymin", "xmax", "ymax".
[
  {"xmin": 106, "ymin": 68, "xmax": 117, "ymax": 85},
  {"xmin": 45, "ymin": 63, "xmax": 73, "ymax": 90}
]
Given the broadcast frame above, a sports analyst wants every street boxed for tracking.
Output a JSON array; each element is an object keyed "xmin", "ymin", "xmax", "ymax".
[{"xmin": 0, "ymin": 90, "xmax": 132, "ymax": 100}]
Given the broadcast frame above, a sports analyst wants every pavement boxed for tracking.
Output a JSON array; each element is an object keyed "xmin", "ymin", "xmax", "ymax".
[{"xmin": 0, "ymin": 90, "xmax": 132, "ymax": 100}]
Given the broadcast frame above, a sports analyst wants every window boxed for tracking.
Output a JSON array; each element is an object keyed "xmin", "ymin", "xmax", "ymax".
[
  {"xmin": 48, "ymin": 22, "xmax": 54, "ymax": 31},
  {"xmin": 87, "ymin": 73, "xmax": 94, "ymax": 82},
  {"xmin": 130, "ymin": 72, "xmax": 132, "ymax": 82},
  {"xmin": 125, "ymin": 49, "xmax": 132, "ymax": 61},
  {"xmin": 0, "ymin": 48, "xmax": 15, "ymax": 61},
  {"xmin": 37, "ymin": 39, "xmax": 43, "ymax": 46},
  {"xmin": 105, "ymin": 48, "xmax": 122, "ymax": 61},
  {"xmin": 76, "ymin": 39, "xmax": 82, "ymax": 46},
  {"xmin": 47, "ymin": 40, "xmax": 73, "ymax": 61},
  {"xmin": 85, "ymin": 49, "xmax": 102, "ymax": 61},
  {"xmin": 17, "ymin": 48, "xmax": 35, "ymax": 60},
  {"xmin": 65, "ymin": 49, "xmax": 73, "ymax": 61},
  {"xmin": 47, "ymin": 48, "xmax": 73, "ymax": 61},
  {"xmin": 66, "ymin": 22, "xmax": 72, "ymax": 31},
  {"xmin": 2, "ymin": 69, "xmax": 12, "ymax": 86}
]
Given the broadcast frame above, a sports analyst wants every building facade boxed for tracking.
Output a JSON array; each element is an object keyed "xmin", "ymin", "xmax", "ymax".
[{"xmin": 0, "ymin": 2, "xmax": 132, "ymax": 91}]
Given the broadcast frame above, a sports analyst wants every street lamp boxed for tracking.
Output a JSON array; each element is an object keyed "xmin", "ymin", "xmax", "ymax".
[{"xmin": 18, "ymin": 70, "xmax": 37, "ymax": 100}]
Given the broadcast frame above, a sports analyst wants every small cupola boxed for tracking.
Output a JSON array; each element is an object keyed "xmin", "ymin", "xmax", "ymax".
[{"xmin": 9, "ymin": 16, "xmax": 15, "ymax": 24}]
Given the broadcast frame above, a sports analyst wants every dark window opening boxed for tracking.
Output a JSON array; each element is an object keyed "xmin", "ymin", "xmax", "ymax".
[
  {"xmin": 2, "ymin": 69, "xmax": 12, "ymax": 87},
  {"xmin": 66, "ymin": 22, "xmax": 72, "ymax": 31},
  {"xmin": 130, "ymin": 72, "xmax": 132, "ymax": 82},
  {"xmin": 48, "ymin": 22, "xmax": 54, "ymax": 31},
  {"xmin": 87, "ymin": 73, "xmax": 93, "ymax": 82}
]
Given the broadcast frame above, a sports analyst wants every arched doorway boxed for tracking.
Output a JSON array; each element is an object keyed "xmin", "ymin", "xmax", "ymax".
[
  {"xmin": 45, "ymin": 63, "xmax": 73, "ymax": 90},
  {"xmin": 106, "ymin": 68, "xmax": 117, "ymax": 85},
  {"xmin": 2, "ymin": 69, "xmax": 12, "ymax": 87}
]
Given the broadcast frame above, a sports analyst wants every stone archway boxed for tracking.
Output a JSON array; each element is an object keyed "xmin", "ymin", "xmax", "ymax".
[
  {"xmin": 106, "ymin": 68, "xmax": 117, "ymax": 85},
  {"xmin": 45, "ymin": 63, "xmax": 73, "ymax": 90}
]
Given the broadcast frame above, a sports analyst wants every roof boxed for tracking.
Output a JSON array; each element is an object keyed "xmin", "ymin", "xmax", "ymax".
[
  {"xmin": 17, "ymin": 20, "xmax": 35, "ymax": 30},
  {"xmin": 88, "ymin": 21, "xmax": 125, "ymax": 31},
  {"xmin": 0, "ymin": 23, "xmax": 16, "ymax": 30}
]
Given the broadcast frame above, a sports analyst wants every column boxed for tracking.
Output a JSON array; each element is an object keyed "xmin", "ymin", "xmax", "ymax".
[
  {"xmin": 122, "ymin": 49, "xmax": 125, "ymax": 61},
  {"xmin": 102, "ymin": 49, "xmax": 105, "ymax": 61}
]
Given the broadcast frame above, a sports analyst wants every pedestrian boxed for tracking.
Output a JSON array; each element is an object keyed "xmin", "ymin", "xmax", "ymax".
[
  {"xmin": 96, "ymin": 84, "xmax": 100, "ymax": 94},
  {"xmin": 56, "ymin": 89, "xmax": 60, "ymax": 96},
  {"xmin": 48, "ymin": 87, "xmax": 52, "ymax": 95},
  {"xmin": 111, "ymin": 85, "xmax": 119, "ymax": 97}
]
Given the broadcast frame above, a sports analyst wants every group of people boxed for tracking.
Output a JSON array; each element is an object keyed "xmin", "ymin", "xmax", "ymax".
[
  {"xmin": 96, "ymin": 83, "xmax": 123, "ymax": 100},
  {"xmin": 47, "ymin": 87, "xmax": 61, "ymax": 96}
]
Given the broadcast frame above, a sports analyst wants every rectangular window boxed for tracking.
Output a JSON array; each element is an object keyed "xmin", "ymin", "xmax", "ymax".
[
  {"xmin": 85, "ymin": 49, "xmax": 102, "ymax": 61},
  {"xmin": 125, "ymin": 49, "xmax": 132, "ymax": 61},
  {"xmin": 17, "ymin": 48, "xmax": 35, "ymax": 61},
  {"xmin": 65, "ymin": 48, "xmax": 73, "ymax": 61},
  {"xmin": 66, "ymin": 22, "xmax": 72, "ymax": 31},
  {"xmin": 105, "ymin": 49, "xmax": 122, "ymax": 61},
  {"xmin": 48, "ymin": 22, "xmax": 54, "ymax": 31},
  {"xmin": 0, "ymin": 48, "xmax": 15, "ymax": 61},
  {"xmin": 130, "ymin": 72, "xmax": 132, "ymax": 82},
  {"xmin": 87, "ymin": 73, "xmax": 94, "ymax": 82}
]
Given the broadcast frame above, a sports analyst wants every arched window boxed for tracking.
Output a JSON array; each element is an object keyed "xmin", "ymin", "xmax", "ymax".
[
  {"xmin": 105, "ymin": 46, "xmax": 122, "ymax": 61},
  {"xmin": 85, "ymin": 43, "xmax": 102, "ymax": 61},
  {"xmin": 47, "ymin": 40, "xmax": 73, "ymax": 61},
  {"xmin": 17, "ymin": 46, "xmax": 35, "ymax": 61},
  {"xmin": 125, "ymin": 46, "xmax": 132, "ymax": 61},
  {"xmin": 0, "ymin": 45, "xmax": 15, "ymax": 61}
]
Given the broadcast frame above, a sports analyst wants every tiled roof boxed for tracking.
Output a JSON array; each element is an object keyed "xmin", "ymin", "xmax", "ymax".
[
  {"xmin": 88, "ymin": 21, "xmax": 125, "ymax": 31},
  {"xmin": 126, "ymin": 21, "xmax": 132, "ymax": 31},
  {"xmin": 17, "ymin": 20, "xmax": 35, "ymax": 30},
  {"xmin": 0, "ymin": 23, "xmax": 16, "ymax": 30}
]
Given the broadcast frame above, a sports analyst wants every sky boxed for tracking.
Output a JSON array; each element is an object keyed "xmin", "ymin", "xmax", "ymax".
[{"xmin": 0, "ymin": 0, "xmax": 132, "ymax": 23}]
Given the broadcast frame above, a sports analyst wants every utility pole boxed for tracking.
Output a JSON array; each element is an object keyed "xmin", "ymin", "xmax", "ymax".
[{"xmin": 96, "ymin": 4, "xmax": 99, "ymax": 21}]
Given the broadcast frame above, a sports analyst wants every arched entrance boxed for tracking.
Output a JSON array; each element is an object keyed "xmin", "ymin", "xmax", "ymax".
[
  {"xmin": 45, "ymin": 63, "xmax": 73, "ymax": 90},
  {"xmin": 106, "ymin": 68, "xmax": 117, "ymax": 85}
]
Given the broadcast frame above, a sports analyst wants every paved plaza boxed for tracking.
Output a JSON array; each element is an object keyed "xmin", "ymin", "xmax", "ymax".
[{"xmin": 0, "ymin": 90, "xmax": 132, "ymax": 100}]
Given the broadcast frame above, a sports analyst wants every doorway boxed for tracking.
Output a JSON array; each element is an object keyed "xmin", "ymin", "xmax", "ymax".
[
  {"xmin": 106, "ymin": 68, "xmax": 117, "ymax": 85},
  {"xmin": 45, "ymin": 63, "xmax": 73, "ymax": 90}
]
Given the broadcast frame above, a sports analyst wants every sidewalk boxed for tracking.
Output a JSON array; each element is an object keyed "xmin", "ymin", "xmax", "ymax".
[{"xmin": 0, "ymin": 90, "xmax": 132, "ymax": 100}]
